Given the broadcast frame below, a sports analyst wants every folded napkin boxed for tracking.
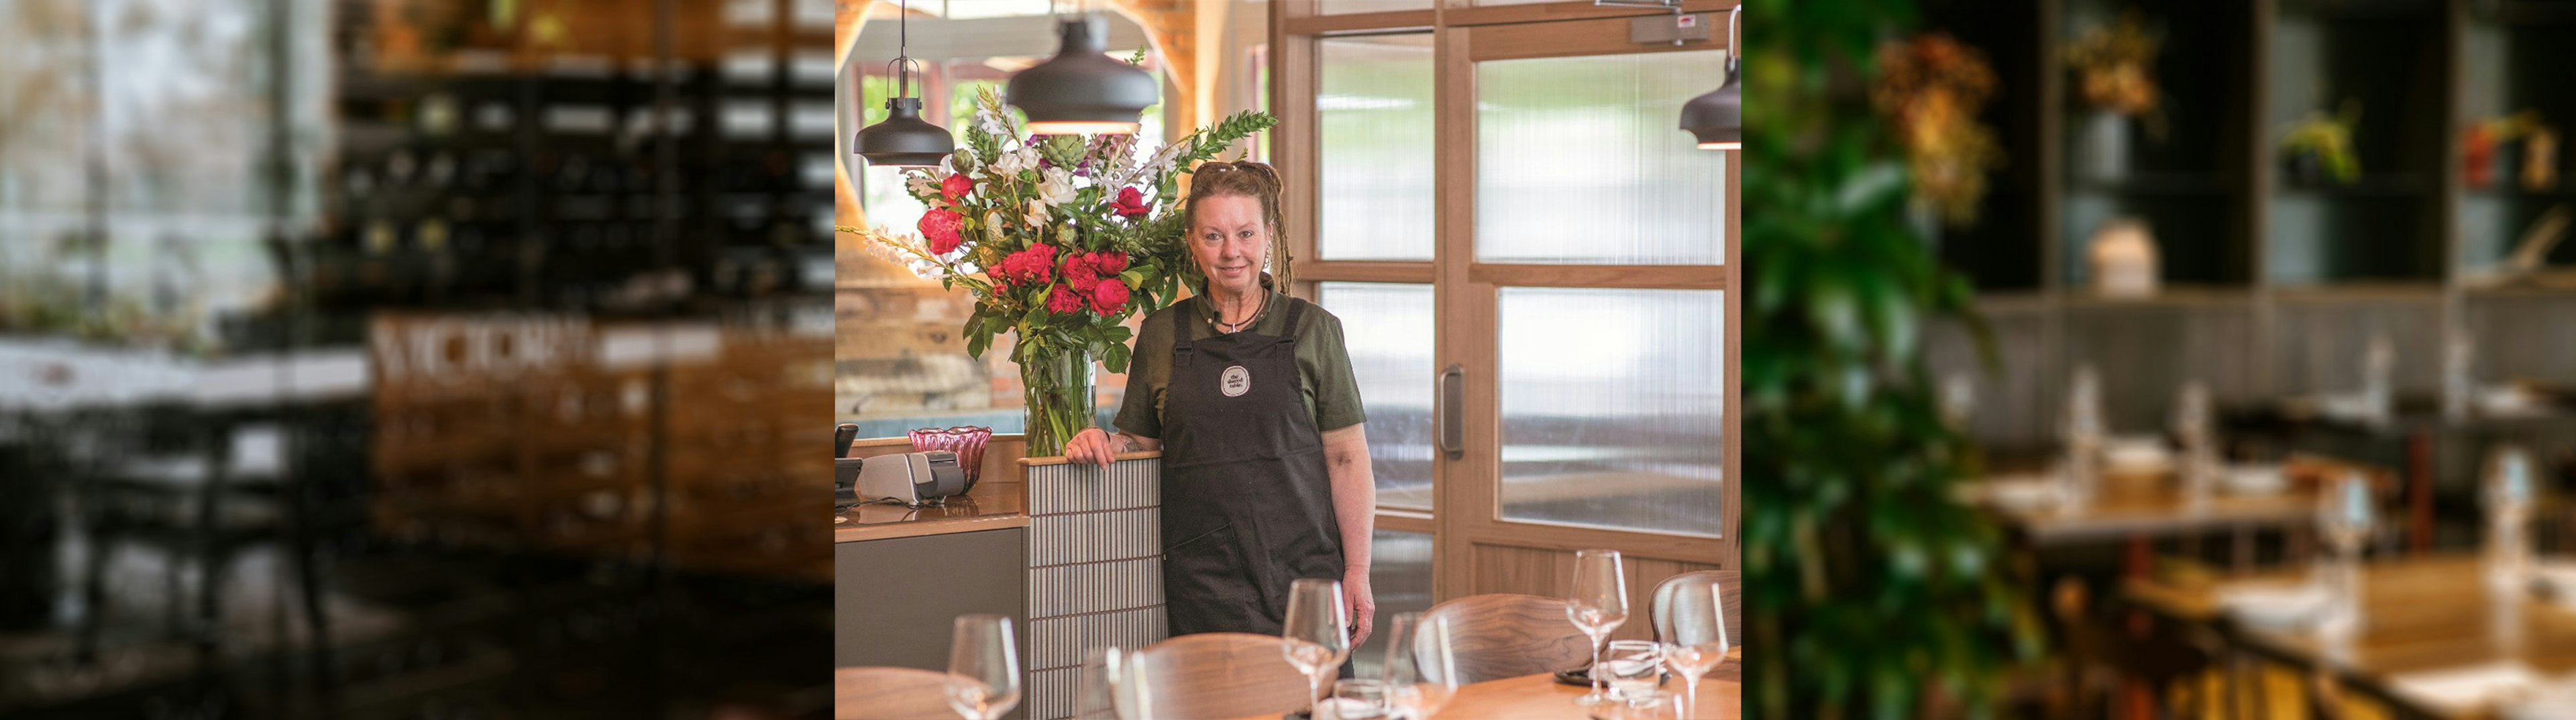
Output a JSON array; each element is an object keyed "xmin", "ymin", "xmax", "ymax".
[
  {"xmin": 2220, "ymin": 464, "xmax": 2288, "ymax": 495},
  {"xmin": 2214, "ymin": 582, "xmax": 2329, "ymax": 629},
  {"xmin": 2390, "ymin": 662, "xmax": 2546, "ymax": 716},
  {"xmin": 1978, "ymin": 475, "xmax": 2062, "ymax": 511}
]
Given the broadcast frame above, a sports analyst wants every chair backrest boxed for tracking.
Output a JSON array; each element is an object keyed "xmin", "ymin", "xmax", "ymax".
[
  {"xmin": 1650, "ymin": 570, "xmax": 1739, "ymax": 650},
  {"xmin": 835, "ymin": 666, "xmax": 953, "ymax": 720},
  {"xmin": 1417, "ymin": 593, "xmax": 1593, "ymax": 684},
  {"xmin": 1127, "ymin": 632, "xmax": 1313, "ymax": 719}
]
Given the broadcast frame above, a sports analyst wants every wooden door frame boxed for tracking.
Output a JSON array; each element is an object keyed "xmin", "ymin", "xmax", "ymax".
[{"xmin": 1270, "ymin": 0, "xmax": 1739, "ymax": 603}]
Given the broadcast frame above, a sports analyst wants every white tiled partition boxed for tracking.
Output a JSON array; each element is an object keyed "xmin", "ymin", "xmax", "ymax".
[{"xmin": 1022, "ymin": 457, "xmax": 1165, "ymax": 720}]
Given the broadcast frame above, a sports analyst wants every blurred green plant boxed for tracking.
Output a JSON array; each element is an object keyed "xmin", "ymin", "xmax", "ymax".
[
  {"xmin": 2282, "ymin": 99, "xmax": 2363, "ymax": 185},
  {"xmin": 1741, "ymin": 1, "xmax": 2042, "ymax": 717}
]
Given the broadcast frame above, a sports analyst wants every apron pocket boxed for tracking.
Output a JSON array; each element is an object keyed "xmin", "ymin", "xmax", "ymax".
[{"xmin": 1164, "ymin": 522, "xmax": 1234, "ymax": 553}]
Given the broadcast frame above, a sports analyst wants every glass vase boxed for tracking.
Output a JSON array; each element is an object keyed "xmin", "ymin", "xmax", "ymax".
[{"xmin": 1020, "ymin": 347, "xmax": 1095, "ymax": 458}]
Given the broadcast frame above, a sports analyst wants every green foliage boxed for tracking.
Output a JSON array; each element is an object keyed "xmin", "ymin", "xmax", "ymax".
[
  {"xmin": 2282, "ymin": 99, "xmax": 2363, "ymax": 185},
  {"xmin": 1741, "ymin": 1, "xmax": 2041, "ymax": 717}
]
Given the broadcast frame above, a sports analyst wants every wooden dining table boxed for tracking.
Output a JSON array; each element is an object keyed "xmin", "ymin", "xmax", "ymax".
[
  {"xmin": 1226, "ymin": 648, "xmax": 1741, "ymax": 720},
  {"xmin": 2125, "ymin": 554, "xmax": 2576, "ymax": 719},
  {"xmin": 841, "ymin": 650, "xmax": 1739, "ymax": 720}
]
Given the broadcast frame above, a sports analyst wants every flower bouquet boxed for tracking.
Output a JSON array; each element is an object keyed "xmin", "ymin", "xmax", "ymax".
[
  {"xmin": 1872, "ymin": 32, "xmax": 2002, "ymax": 227},
  {"xmin": 2064, "ymin": 10, "xmax": 2164, "ymax": 137},
  {"xmin": 841, "ymin": 86, "xmax": 1275, "ymax": 456}
]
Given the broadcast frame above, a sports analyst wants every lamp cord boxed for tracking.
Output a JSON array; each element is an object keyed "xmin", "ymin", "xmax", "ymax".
[
  {"xmin": 1727, "ymin": 5, "xmax": 1739, "ymax": 67},
  {"xmin": 899, "ymin": 0, "xmax": 910, "ymax": 98}
]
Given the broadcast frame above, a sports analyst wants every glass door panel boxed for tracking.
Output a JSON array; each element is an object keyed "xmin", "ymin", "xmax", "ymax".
[
  {"xmin": 1317, "ymin": 281, "xmax": 1438, "ymax": 510},
  {"xmin": 1319, "ymin": 34, "xmax": 1438, "ymax": 261},
  {"xmin": 1495, "ymin": 288, "xmax": 1723, "ymax": 535},
  {"xmin": 1473, "ymin": 50, "xmax": 1728, "ymax": 264}
]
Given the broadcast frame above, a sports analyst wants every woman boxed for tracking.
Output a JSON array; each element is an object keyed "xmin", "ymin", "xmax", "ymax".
[{"xmin": 1063, "ymin": 160, "xmax": 1377, "ymax": 646}]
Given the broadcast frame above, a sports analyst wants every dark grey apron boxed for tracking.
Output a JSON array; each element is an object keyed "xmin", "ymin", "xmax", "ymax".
[{"xmin": 1159, "ymin": 297, "xmax": 1345, "ymax": 637}]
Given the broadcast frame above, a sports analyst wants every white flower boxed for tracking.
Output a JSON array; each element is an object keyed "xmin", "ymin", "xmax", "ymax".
[
  {"xmin": 989, "ymin": 148, "xmax": 1028, "ymax": 176},
  {"xmin": 1037, "ymin": 167, "xmax": 1076, "ymax": 207},
  {"xmin": 905, "ymin": 174, "xmax": 940, "ymax": 199},
  {"xmin": 985, "ymin": 209, "xmax": 1008, "ymax": 241},
  {"xmin": 1024, "ymin": 199, "xmax": 1051, "ymax": 228}
]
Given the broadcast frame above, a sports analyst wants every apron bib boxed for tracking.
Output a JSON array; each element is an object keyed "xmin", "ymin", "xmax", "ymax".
[{"xmin": 1158, "ymin": 297, "xmax": 1345, "ymax": 637}]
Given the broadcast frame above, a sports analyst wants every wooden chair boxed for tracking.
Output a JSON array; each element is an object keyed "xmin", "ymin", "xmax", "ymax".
[
  {"xmin": 1126, "ymin": 632, "xmax": 1313, "ymax": 719},
  {"xmin": 1649, "ymin": 570, "xmax": 1739, "ymax": 650},
  {"xmin": 835, "ymin": 666, "xmax": 954, "ymax": 720},
  {"xmin": 1418, "ymin": 593, "xmax": 1593, "ymax": 685}
]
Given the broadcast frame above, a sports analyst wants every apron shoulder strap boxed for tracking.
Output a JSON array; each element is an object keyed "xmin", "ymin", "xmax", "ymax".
[
  {"xmin": 1279, "ymin": 296, "xmax": 1307, "ymax": 336},
  {"xmin": 1169, "ymin": 301, "xmax": 1195, "ymax": 352}
]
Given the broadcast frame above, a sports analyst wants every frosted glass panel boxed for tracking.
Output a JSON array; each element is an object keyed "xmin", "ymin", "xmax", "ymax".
[
  {"xmin": 1319, "ymin": 35, "xmax": 1437, "ymax": 260},
  {"xmin": 1477, "ymin": 52, "xmax": 1728, "ymax": 264},
  {"xmin": 1350, "ymin": 529, "xmax": 1435, "ymax": 678},
  {"xmin": 1318, "ymin": 282, "xmax": 1436, "ymax": 510},
  {"xmin": 1497, "ymin": 289, "xmax": 1723, "ymax": 535}
]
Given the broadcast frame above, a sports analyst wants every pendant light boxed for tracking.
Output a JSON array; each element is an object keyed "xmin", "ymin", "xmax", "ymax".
[
  {"xmin": 1007, "ymin": 0, "xmax": 1158, "ymax": 136},
  {"xmin": 1680, "ymin": 5, "xmax": 1741, "ymax": 150},
  {"xmin": 854, "ymin": 0, "xmax": 955, "ymax": 167}
]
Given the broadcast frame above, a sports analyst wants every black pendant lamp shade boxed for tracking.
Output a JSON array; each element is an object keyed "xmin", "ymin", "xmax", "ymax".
[
  {"xmin": 1008, "ymin": 15, "xmax": 1158, "ymax": 136},
  {"xmin": 854, "ymin": 0, "xmax": 954, "ymax": 168},
  {"xmin": 1682, "ymin": 5, "xmax": 1741, "ymax": 151},
  {"xmin": 1682, "ymin": 60, "xmax": 1739, "ymax": 150},
  {"xmin": 856, "ymin": 92, "xmax": 955, "ymax": 167}
]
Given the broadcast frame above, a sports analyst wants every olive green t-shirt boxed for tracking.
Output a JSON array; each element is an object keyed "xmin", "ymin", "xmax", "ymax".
[{"xmin": 1114, "ymin": 280, "xmax": 1367, "ymax": 440}]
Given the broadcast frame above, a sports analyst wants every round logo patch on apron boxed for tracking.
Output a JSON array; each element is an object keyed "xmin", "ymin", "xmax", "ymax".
[{"xmin": 1220, "ymin": 365, "xmax": 1252, "ymax": 397}]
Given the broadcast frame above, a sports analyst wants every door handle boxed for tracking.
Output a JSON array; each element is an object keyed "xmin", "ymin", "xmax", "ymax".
[{"xmin": 1438, "ymin": 364, "xmax": 1464, "ymax": 460}]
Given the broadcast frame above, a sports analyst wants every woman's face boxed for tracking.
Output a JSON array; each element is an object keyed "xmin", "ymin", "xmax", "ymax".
[{"xmin": 1189, "ymin": 194, "xmax": 1270, "ymax": 297}]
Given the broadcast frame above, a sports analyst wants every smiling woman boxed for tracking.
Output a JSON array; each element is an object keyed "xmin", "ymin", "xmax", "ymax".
[{"xmin": 1063, "ymin": 160, "xmax": 1382, "ymax": 646}]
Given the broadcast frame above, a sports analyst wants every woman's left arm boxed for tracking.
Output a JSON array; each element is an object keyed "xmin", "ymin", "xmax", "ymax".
[{"xmin": 1322, "ymin": 423, "xmax": 1376, "ymax": 646}]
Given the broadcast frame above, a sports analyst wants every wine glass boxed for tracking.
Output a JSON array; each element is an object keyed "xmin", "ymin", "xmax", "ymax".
[
  {"xmin": 2314, "ymin": 473, "xmax": 2374, "ymax": 633},
  {"xmin": 1607, "ymin": 690, "xmax": 1684, "ymax": 720},
  {"xmin": 1381, "ymin": 612, "xmax": 1460, "ymax": 720},
  {"xmin": 945, "ymin": 614, "xmax": 1022, "ymax": 720},
  {"xmin": 1566, "ymin": 548, "xmax": 1629, "ymax": 707},
  {"xmin": 2316, "ymin": 472, "xmax": 2374, "ymax": 559},
  {"xmin": 2173, "ymin": 380, "xmax": 2216, "ymax": 505},
  {"xmin": 1659, "ymin": 584, "xmax": 1729, "ymax": 719},
  {"xmin": 1073, "ymin": 646, "xmax": 1130, "ymax": 720},
  {"xmin": 1283, "ymin": 578, "xmax": 1353, "ymax": 715},
  {"xmin": 1106, "ymin": 647, "xmax": 1157, "ymax": 720},
  {"xmin": 1600, "ymin": 640, "xmax": 1663, "ymax": 701},
  {"xmin": 1330, "ymin": 678, "xmax": 1391, "ymax": 720},
  {"xmin": 2485, "ymin": 446, "xmax": 2538, "ymax": 595}
]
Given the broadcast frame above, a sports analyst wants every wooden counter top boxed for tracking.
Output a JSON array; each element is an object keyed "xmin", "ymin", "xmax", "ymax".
[
  {"xmin": 834, "ymin": 479, "xmax": 1030, "ymax": 542},
  {"xmin": 837, "ymin": 434, "xmax": 1031, "ymax": 543},
  {"xmin": 830, "ymin": 435, "xmax": 1164, "ymax": 543}
]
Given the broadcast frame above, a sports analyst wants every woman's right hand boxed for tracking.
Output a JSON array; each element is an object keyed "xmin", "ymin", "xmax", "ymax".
[{"xmin": 1063, "ymin": 427, "xmax": 1119, "ymax": 468}]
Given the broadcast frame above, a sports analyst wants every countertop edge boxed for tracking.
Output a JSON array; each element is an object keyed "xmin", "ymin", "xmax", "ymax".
[
  {"xmin": 1018, "ymin": 451, "xmax": 1161, "ymax": 468},
  {"xmin": 835, "ymin": 514, "xmax": 1031, "ymax": 543}
]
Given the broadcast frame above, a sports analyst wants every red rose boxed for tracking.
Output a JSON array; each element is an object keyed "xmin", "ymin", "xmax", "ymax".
[
  {"xmin": 1088, "ymin": 279, "xmax": 1130, "ymax": 315},
  {"xmin": 1046, "ymin": 284, "xmax": 1086, "ymax": 315},
  {"xmin": 1091, "ymin": 252, "xmax": 1127, "ymax": 275},
  {"xmin": 1112, "ymin": 187, "xmax": 1151, "ymax": 217},
  {"xmin": 941, "ymin": 174, "xmax": 976, "ymax": 204},
  {"xmin": 918, "ymin": 209, "xmax": 966, "ymax": 254},
  {"xmin": 998, "ymin": 244, "xmax": 1057, "ymax": 287},
  {"xmin": 1061, "ymin": 252, "xmax": 1099, "ymax": 293}
]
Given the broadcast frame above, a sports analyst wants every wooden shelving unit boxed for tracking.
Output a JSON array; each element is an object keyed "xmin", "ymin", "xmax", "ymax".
[{"xmin": 1915, "ymin": 0, "xmax": 2576, "ymax": 445}]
